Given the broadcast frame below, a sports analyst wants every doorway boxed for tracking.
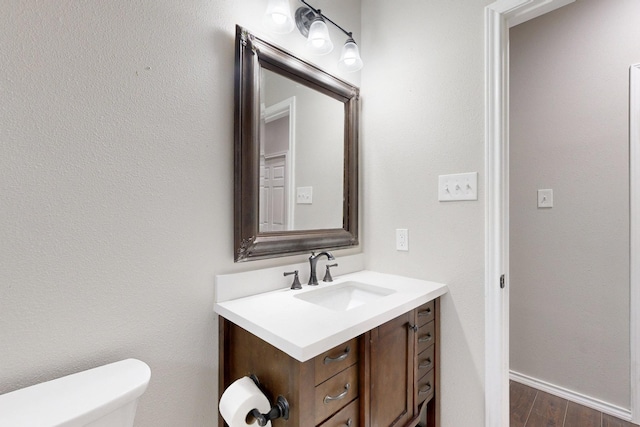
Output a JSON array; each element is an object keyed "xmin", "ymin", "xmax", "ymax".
[
  {"xmin": 509, "ymin": 0, "xmax": 636, "ymax": 420},
  {"xmin": 259, "ymin": 97, "xmax": 296, "ymax": 232},
  {"xmin": 485, "ymin": 0, "xmax": 640, "ymax": 425}
]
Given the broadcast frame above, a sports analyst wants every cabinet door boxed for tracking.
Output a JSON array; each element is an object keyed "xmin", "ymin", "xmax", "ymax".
[{"xmin": 369, "ymin": 311, "xmax": 414, "ymax": 426}]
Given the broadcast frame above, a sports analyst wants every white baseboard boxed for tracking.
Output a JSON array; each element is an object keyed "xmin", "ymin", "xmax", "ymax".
[{"xmin": 509, "ymin": 370, "xmax": 632, "ymax": 421}]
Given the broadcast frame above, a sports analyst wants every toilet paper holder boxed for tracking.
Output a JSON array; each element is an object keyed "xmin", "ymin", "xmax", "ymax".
[{"xmin": 248, "ymin": 375, "xmax": 289, "ymax": 426}]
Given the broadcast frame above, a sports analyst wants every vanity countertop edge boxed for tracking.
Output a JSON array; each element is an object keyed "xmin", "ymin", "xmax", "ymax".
[{"xmin": 214, "ymin": 270, "xmax": 448, "ymax": 362}]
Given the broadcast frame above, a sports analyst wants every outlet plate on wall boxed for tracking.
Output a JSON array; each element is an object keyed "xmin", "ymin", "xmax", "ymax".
[
  {"xmin": 396, "ymin": 229, "xmax": 409, "ymax": 251},
  {"xmin": 438, "ymin": 172, "xmax": 478, "ymax": 201}
]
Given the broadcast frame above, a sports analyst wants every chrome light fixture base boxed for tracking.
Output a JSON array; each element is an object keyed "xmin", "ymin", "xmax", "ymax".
[{"xmin": 294, "ymin": 6, "xmax": 316, "ymax": 37}]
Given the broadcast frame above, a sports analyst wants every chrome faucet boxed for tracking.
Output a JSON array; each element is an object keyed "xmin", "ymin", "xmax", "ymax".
[{"xmin": 308, "ymin": 251, "xmax": 335, "ymax": 286}]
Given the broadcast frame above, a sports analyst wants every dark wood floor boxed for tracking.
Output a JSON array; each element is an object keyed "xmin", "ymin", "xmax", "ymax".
[{"xmin": 510, "ymin": 381, "xmax": 638, "ymax": 427}]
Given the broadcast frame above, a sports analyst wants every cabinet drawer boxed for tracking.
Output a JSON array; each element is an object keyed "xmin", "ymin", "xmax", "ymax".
[
  {"xmin": 417, "ymin": 321, "xmax": 435, "ymax": 354},
  {"xmin": 417, "ymin": 368, "xmax": 435, "ymax": 405},
  {"xmin": 317, "ymin": 398, "xmax": 359, "ymax": 427},
  {"xmin": 315, "ymin": 337, "xmax": 359, "ymax": 385},
  {"xmin": 417, "ymin": 344, "xmax": 435, "ymax": 377},
  {"xmin": 315, "ymin": 364, "xmax": 359, "ymax": 425},
  {"xmin": 417, "ymin": 300, "xmax": 435, "ymax": 327}
]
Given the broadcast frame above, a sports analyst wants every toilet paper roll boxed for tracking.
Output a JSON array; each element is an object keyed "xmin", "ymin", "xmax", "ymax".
[{"xmin": 219, "ymin": 376, "xmax": 272, "ymax": 427}]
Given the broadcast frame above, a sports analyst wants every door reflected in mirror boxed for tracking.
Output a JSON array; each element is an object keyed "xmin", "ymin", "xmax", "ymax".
[{"xmin": 259, "ymin": 68, "xmax": 344, "ymax": 232}]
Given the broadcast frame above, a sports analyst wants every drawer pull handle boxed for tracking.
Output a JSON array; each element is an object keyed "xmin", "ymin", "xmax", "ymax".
[
  {"xmin": 418, "ymin": 333, "xmax": 432, "ymax": 343},
  {"xmin": 324, "ymin": 383, "xmax": 350, "ymax": 404},
  {"xmin": 418, "ymin": 308, "xmax": 432, "ymax": 317},
  {"xmin": 419, "ymin": 383, "xmax": 432, "ymax": 395},
  {"xmin": 324, "ymin": 346, "xmax": 350, "ymax": 364},
  {"xmin": 419, "ymin": 358, "xmax": 432, "ymax": 369},
  {"xmin": 345, "ymin": 418, "xmax": 353, "ymax": 427}
]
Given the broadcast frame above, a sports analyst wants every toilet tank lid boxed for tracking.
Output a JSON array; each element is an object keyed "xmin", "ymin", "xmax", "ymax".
[{"xmin": 0, "ymin": 358, "xmax": 151, "ymax": 427}]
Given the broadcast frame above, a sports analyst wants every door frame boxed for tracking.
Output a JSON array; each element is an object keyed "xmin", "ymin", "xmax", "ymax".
[
  {"xmin": 483, "ymin": 1, "xmax": 576, "ymax": 425},
  {"xmin": 630, "ymin": 63, "xmax": 640, "ymax": 424},
  {"xmin": 264, "ymin": 96, "xmax": 296, "ymax": 229}
]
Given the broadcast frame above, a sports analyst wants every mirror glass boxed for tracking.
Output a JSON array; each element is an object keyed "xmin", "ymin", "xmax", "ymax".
[
  {"xmin": 259, "ymin": 68, "xmax": 344, "ymax": 232},
  {"xmin": 234, "ymin": 26, "xmax": 359, "ymax": 262}
]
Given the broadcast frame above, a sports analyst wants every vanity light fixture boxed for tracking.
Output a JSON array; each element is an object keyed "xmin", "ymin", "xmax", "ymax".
[
  {"xmin": 295, "ymin": 0, "xmax": 363, "ymax": 71},
  {"xmin": 338, "ymin": 37, "xmax": 363, "ymax": 72},
  {"xmin": 263, "ymin": 0, "xmax": 363, "ymax": 71},
  {"xmin": 263, "ymin": 0, "xmax": 295, "ymax": 34},
  {"xmin": 304, "ymin": 14, "xmax": 333, "ymax": 55}
]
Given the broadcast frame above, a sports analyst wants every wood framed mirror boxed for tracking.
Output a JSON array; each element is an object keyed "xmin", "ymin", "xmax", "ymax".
[{"xmin": 234, "ymin": 26, "xmax": 359, "ymax": 262}]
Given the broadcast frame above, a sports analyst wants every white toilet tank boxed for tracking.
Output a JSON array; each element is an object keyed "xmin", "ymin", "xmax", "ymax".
[{"xmin": 0, "ymin": 358, "xmax": 151, "ymax": 427}]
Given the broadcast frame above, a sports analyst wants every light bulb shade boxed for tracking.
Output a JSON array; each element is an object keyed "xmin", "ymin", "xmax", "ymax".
[
  {"xmin": 338, "ymin": 39, "xmax": 363, "ymax": 72},
  {"xmin": 263, "ymin": 0, "xmax": 294, "ymax": 34},
  {"xmin": 305, "ymin": 19, "xmax": 333, "ymax": 55}
]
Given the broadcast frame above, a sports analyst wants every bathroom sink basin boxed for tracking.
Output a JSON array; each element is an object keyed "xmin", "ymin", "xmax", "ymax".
[{"xmin": 294, "ymin": 281, "xmax": 396, "ymax": 311}]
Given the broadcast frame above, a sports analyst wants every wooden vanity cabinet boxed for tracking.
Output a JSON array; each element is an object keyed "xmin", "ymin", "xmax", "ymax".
[
  {"xmin": 219, "ymin": 299, "xmax": 439, "ymax": 427},
  {"xmin": 367, "ymin": 311, "xmax": 414, "ymax": 426},
  {"xmin": 365, "ymin": 299, "xmax": 438, "ymax": 427},
  {"xmin": 414, "ymin": 300, "xmax": 438, "ymax": 427},
  {"xmin": 219, "ymin": 322, "xmax": 360, "ymax": 427}
]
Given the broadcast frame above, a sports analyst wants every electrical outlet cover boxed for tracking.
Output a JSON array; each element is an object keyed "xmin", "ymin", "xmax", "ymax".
[{"xmin": 396, "ymin": 229, "xmax": 408, "ymax": 251}]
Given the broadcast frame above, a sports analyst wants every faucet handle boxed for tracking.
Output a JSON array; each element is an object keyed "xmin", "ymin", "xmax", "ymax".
[
  {"xmin": 323, "ymin": 263, "xmax": 338, "ymax": 282},
  {"xmin": 284, "ymin": 270, "xmax": 302, "ymax": 290}
]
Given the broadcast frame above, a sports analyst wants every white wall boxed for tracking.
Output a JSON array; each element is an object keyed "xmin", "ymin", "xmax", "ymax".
[
  {"xmin": 0, "ymin": 1, "xmax": 360, "ymax": 426},
  {"xmin": 510, "ymin": 0, "xmax": 640, "ymax": 409},
  {"xmin": 264, "ymin": 71, "xmax": 344, "ymax": 230},
  {"xmin": 262, "ymin": 71, "xmax": 344, "ymax": 230},
  {"xmin": 293, "ymin": 91, "xmax": 344, "ymax": 230},
  {"xmin": 1, "ymin": 0, "xmax": 495, "ymax": 425},
  {"xmin": 361, "ymin": 0, "xmax": 491, "ymax": 424}
]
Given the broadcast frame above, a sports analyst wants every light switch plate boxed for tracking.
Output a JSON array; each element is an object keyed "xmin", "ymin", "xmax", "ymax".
[
  {"xmin": 537, "ymin": 189, "xmax": 553, "ymax": 208},
  {"xmin": 296, "ymin": 186, "xmax": 313, "ymax": 204},
  {"xmin": 438, "ymin": 172, "xmax": 478, "ymax": 201}
]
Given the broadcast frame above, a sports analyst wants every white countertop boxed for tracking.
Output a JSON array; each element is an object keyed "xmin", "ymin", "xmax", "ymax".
[{"xmin": 214, "ymin": 270, "xmax": 448, "ymax": 362}]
